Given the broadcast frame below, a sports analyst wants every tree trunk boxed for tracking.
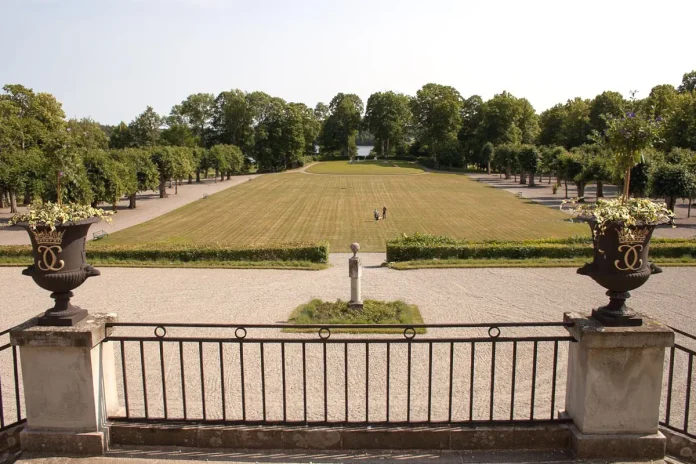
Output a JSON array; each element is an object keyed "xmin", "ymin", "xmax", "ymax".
[
  {"xmin": 667, "ymin": 196, "xmax": 677, "ymax": 213},
  {"xmin": 548, "ymin": 174, "xmax": 551, "ymax": 184},
  {"xmin": 0, "ymin": 189, "xmax": 5, "ymax": 209},
  {"xmin": 564, "ymin": 181, "xmax": 568, "ymax": 199},
  {"xmin": 23, "ymin": 187, "xmax": 31, "ymax": 205},
  {"xmin": 381, "ymin": 140, "xmax": 385, "ymax": 158},
  {"xmin": 520, "ymin": 172, "xmax": 527, "ymax": 185},
  {"xmin": 623, "ymin": 168, "xmax": 631, "ymax": 200},
  {"xmin": 129, "ymin": 194, "xmax": 137, "ymax": 209},
  {"xmin": 214, "ymin": 169, "xmax": 218, "ymax": 183},
  {"xmin": 386, "ymin": 138, "xmax": 390, "ymax": 158},
  {"xmin": 159, "ymin": 177, "xmax": 168, "ymax": 198},
  {"xmin": 226, "ymin": 171, "xmax": 231, "ymax": 180},
  {"xmin": 504, "ymin": 167, "xmax": 511, "ymax": 179},
  {"xmin": 689, "ymin": 197, "xmax": 692, "ymax": 218},
  {"xmin": 9, "ymin": 190, "xmax": 18, "ymax": 214},
  {"xmin": 514, "ymin": 172, "xmax": 517, "ymax": 181},
  {"xmin": 91, "ymin": 201, "xmax": 98, "ymax": 208},
  {"xmin": 220, "ymin": 171, "xmax": 224, "ymax": 182},
  {"xmin": 487, "ymin": 161, "xmax": 491, "ymax": 175},
  {"xmin": 188, "ymin": 174, "xmax": 193, "ymax": 184},
  {"xmin": 529, "ymin": 173, "xmax": 536, "ymax": 187},
  {"xmin": 577, "ymin": 182, "xmax": 586, "ymax": 201},
  {"xmin": 168, "ymin": 179, "xmax": 172, "ymax": 188},
  {"xmin": 196, "ymin": 170, "xmax": 201, "ymax": 183},
  {"xmin": 597, "ymin": 181, "xmax": 604, "ymax": 198},
  {"xmin": 112, "ymin": 201, "xmax": 118, "ymax": 213}
]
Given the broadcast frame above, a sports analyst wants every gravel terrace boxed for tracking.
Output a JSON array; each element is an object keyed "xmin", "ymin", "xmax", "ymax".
[{"xmin": 1, "ymin": 256, "xmax": 695, "ymax": 433}]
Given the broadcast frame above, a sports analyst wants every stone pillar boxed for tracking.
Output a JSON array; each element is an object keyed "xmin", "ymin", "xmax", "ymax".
[
  {"xmin": 563, "ymin": 312, "xmax": 674, "ymax": 460},
  {"xmin": 349, "ymin": 242, "xmax": 363, "ymax": 310},
  {"xmin": 10, "ymin": 313, "xmax": 118, "ymax": 455}
]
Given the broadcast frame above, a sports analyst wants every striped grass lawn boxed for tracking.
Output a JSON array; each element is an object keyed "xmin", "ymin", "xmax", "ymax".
[
  {"xmin": 306, "ymin": 160, "xmax": 425, "ymax": 175},
  {"xmin": 102, "ymin": 170, "xmax": 587, "ymax": 252}
]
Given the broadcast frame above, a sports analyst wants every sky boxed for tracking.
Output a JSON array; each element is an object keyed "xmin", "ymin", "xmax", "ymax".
[{"xmin": 2, "ymin": 0, "xmax": 694, "ymax": 125}]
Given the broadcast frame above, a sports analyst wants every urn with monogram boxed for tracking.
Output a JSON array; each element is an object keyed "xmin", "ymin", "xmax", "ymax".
[
  {"xmin": 577, "ymin": 221, "xmax": 660, "ymax": 327},
  {"xmin": 20, "ymin": 217, "xmax": 101, "ymax": 326}
]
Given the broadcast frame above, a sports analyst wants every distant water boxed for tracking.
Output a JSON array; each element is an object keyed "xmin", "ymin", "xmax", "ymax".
[{"xmin": 357, "ymin": 145, "xmax": 373, "ymax": 157}]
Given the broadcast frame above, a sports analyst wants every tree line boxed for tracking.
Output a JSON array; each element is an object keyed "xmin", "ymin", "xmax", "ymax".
[{"xmin": 2, "ymin": 70, "xmax": 696, "ymax": 213}]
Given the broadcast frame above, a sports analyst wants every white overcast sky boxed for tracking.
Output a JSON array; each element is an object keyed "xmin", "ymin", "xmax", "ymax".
[{"xmin": 1, "ymin": 0, "xmax": 694, "ymax": 125}]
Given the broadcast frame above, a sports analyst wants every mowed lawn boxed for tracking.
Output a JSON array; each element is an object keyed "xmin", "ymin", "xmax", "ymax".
[
  {"xmin": 306, "ymin": 160, "xmax": 425, "ymax": 175},
  {"xmin": 103, "ymin": 169, "xmax": 586, "ymax": 252}
]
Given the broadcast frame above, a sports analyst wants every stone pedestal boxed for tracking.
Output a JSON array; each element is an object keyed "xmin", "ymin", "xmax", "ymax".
[
  {"xmin": 563, "ymin": 312, "xmax": 674, "ymax": 460},
  {"xmin": 349, "ymin": 254, "xmax": 363, "ymax": 310},
  {"xmin": 10, "ymin": 313, "xmax": 118, "ymax": 455}
]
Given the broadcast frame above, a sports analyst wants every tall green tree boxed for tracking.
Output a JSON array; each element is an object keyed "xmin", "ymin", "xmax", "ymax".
[
  {"xmin": 589, "ymin": 91, "xmax": 624, "ymax": 134},
  {"xmin": 646, "ymin": 84, "xmax": 678, "ymax": 119},
  {"xmin": 410, "ymin": 83, "xmax": 463, "ymax": 167},
  {"xmin": 128, "ymin": 106, "xmax": 162, "ymax": 147},
  {"xmin": 169, "ymin": 93, "xmax": 215, "ymax": 146},
  {"xmin": 210, "ymin": 89, "xmax": 254, "ymax": 152},
  {"xmin": 458, "ymin": 95, "xmax": 485, "ymax": 166},
  {"xmin": 678, "ymin": 70, "xmax": 696, "ymax": 93},
  {"xmin": 109, "ymin": 122, "xmax": 132, "ymax": 149},
  {"xmin": 319, "ymin": 93, "xmax": 363, "ymax": 159},
  {"xmin": 363, "ymin": 91, "xmax": 411, "ymax": 157},
  {"xmin": 111, "ymin": 148, "xmax": 158, "ymax": 209},
  {"xmin": 67, "ymin": 118, "xmax": 109, "ymax": 149}
]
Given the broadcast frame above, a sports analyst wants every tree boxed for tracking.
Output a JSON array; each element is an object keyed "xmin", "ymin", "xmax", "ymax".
[
  {"xmin": 111, "ymin": 148, "xmax": 158, "ymax": 209},
  {"xmin": 480, "ymin": 142, "xmax": 494, "ymax": 174},
  {"xmin": 289, "ymin": 102, "xmax": 321, "ymax": 156},
  {"xmin": 516, "ymin": 145, "xmax": 540, "ymax": 187},
  {"xmin": 67, "ymin": 118, "xmax": 109, "ymax": 149},
  {"xmin": 128, "ymin": 106, "xmax": 162, "ymax": 147},
  {"xmin": 650, "ymin": 163, "xmax": 696, "ymax": 212},
  {"xmin": 410, "ymin": 83, "xmax": 462, "ymax": 167},
  {"xmin": 319, "ymin": 93, "xmax": 363, "ymax": 159},
  {"xmin": 363, "ymin": 91, "xmax": 411, "ymax": 158},
  {"xmin": 493, "ymin": 144, "xmax": 518, "ymax": 179},
  {"xmin": 538, "ymin": 104, "xmax": 566, "ymax": 147},
  {"xmin": 109, "ymin": 122, "xmax": 132, "ymax": 149},
  {"xmin": 663, "ymin": 92, "xmax": 696, "ymax": 151},
  {"xmin": 646, "ymin": 84, "xmax": 678, "ymax": 119},
  {"xmin": 314, "ymin": 102, "xmax": 329, "ymax": 123},
  {"xmin": 573, "ymin": 144, "xmax": 612, "ymax": 197},
  {"xmin": 558, "ymin": 152, "xmax": 587, "ymax": 199},
  {"xmin": 150, "ymin": 146, "xmax": 175, "ymax": 198},
  {"xmin": 678, "ymin": 70, "xmax": 696, "ymax": 93},
  {"xmin": 458, "ymin": 95, "xmax": 484, "ymax": 166},
  {"xmin": 207, "ymin": 144, "xmax": 243, "ymax": 180},
  {"xmin": 83, "ymin": 149, "xmax": 132, "ymax": 210},
  {"xmin": 169, "ymin": 93, "xmax": 215, "ymax": 146},
  {"xmin": 539, "ymin": 145, "xmax": 567, "ymax": 185},
  {"xmin": 161, "ymin": 123, "xmax": 197, "ymax": 148},
  {"xmin": 589, "ymin": 91, "xmax": 624, "ymax": 135},
  {"xmin": 561, "ymin": 98, "xmax": 592, "ymax": 149}
]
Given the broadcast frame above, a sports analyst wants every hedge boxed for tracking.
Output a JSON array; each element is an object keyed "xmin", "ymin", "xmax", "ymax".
[
  {"xmin": 0, "ymin": 242, "xmax": 330, "ymax": 263},
  {"xmin": 386, "ymin": 234, "xmax": 696, "ymax": 262}
]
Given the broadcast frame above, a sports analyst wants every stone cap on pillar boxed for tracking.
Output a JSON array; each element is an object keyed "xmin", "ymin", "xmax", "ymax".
[
  {"xmin": 10, "ymin": 313, "xmax": 117, "ymax": 348},
  {"xmin": 564, "ymin": 312, "xmax": 674, "ymax": 349}
]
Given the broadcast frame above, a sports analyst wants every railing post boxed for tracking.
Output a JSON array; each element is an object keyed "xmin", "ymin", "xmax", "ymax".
[
  {"xmin": 10, "ymin": 313, "xmax": 119, "ymax": 455},
  {"xmin": 563, "ymin": 312, "xmax": 674, "ymax": 460}
]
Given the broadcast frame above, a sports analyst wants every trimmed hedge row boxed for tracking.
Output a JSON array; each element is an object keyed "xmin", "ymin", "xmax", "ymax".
[
  {"xmin": 386, "ymin": 235, "xmax": 696, "ymax": 262},
  {"xmin": 0, "ymin": 242, "xmax": 330, "ymax": 263}
]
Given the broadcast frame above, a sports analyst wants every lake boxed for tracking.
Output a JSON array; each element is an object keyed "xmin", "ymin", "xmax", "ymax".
[{"xmin": 357, "ymin": 145, "xmax": 373, "ymax": 157}]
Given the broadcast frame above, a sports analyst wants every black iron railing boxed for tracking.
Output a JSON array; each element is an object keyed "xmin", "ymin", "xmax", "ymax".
[
  {"xmin": 662, "ymin": 327, "xmax": 696, "ymax": 438},
  {"xmin": 0, "ymin": 327, "xmax": 24, "ymax": 432},
  {"xmin": 106, "ymin": 322, "xmax": 575, "ymax": 426}
]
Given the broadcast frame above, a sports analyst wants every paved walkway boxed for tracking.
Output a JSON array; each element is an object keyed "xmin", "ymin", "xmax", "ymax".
[
  {"xmin": 467, "ymin": 173, "xmax": 696, "ymax": 239},
  {"xmin": 0, "ymin": 175, "xmax": 259, "ymax": 245}
]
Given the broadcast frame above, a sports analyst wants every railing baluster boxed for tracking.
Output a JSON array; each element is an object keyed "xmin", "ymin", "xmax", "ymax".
[
  {"xmin": 685, "ymin": 353, "xmax": 693, "ymax": 433},
  {"xmin": 281, "ymin": 343, "xmax": 287, "ymax": 423},
  {"xmin": 490, "ymin": 341, "xmax": 496, "ymax": 421},
  {"xmin": 260, "ymin": 342, "xmax": 266, "ymax": 422},
  {"xmin": 120, "ymin": 340, "xmax": 129, "ymax": 418},
  {"xmin": 510, "ymin": 341, "xmax": 517, "ymax": 420},
  {"xmin": 469, "ymin": 342, "xmax": 475, "ymax": 421},
  {"xmin": 239, "ymin": 342, "xmax": 245, "ymax": 421},
  {"xmin": 386, "ymin": 342, "xmax": 391, "ymax": 423},
  {"xmin": 365, "ymin": 342, "xmax": 369, "ymax": 423},
  {"xmin": 219, "ymin": 342, "xmax": 226, "ymax": 421},
  {"xmin": 448, "ymin": 342, "xmax": 454, "ymax": 423},
  {"xmin": 344, "ymin": 343, "xmax": 348, "ymax": 422},
  {"xmin": 530, "ymin": 341, "xmax": 538, "ymax": 420},
  {"xmin": 302, "ymin": 342, "xmax": 307, "ymax": 423},
  {"xmin": 179, "ymin": 341, "xmax": 186, "ymax": 420},
  {"xmin": 428, "ymin": 342, "xmax": 433, "ymax": 422},
  {"xmin": 407, "ymin": 342, "xmax": 412, "ymax": 423},
  {"xmin": 0, "ymin": 353, "xmax": 5, "ymax": 428},
  {"xmin": 140, "ymin": 341, "xmax": 148, "ymax": 418},
  {"xmin": 550, "ymin": 341, "xmax": 558, "ymax": 419},
  {"xmin": 323, "ymin": 342, "xmax": 328, "ymax": 423},
  {"xmin": 199, "ymin": 341, "xmax": 206, "ymax": 420},
  {"xmin": 159, "ymin": 340, "xmax": 167, "ymax": 419},
  {"xmin": 665, "ymin": 346, "xmax": 675, "ymax": 426}
]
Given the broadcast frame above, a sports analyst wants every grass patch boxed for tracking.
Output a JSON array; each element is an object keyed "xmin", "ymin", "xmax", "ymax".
[
  {"xmin": 100, "ymin": 170, "xmax": 585, "ymax": 251},
  {"xmin": 390, "ymin": 256, "xmax": 696, "ymax": 269},
  {"xmin": 285, "ymin": 299, "xmax": 424, "ymax": 334},
  {"xmin": 0, "ymin": 257, "xmax": 327, "ymax": 270},
  {"xmin": 306, "ymin": 160, "xmax": 425, "ymax": 175}
]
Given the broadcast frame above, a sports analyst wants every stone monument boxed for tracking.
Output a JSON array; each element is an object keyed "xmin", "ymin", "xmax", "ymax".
[{"xmin": 349, "ymin": 242, "xmax": 363, "ymax": 310}]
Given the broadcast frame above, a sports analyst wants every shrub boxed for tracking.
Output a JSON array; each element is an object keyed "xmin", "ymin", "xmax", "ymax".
[
  {"xmin": 386, "ymin": 233, "xmax": 696, "ymax": 262},
  {"xmin": 0, "ymin": 242, "xmax": 330, "ymax": 263}
]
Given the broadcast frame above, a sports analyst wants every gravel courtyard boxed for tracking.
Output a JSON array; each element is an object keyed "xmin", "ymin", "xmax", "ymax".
[{"xmin": 2, "ymin": 256, "xmax": 695, "ymax": 432}]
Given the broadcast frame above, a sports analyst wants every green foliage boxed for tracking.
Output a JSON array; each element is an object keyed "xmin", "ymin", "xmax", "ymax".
[
  {"xmin": 67, "ymin": 118, "xmax": 109, "ymax": 149},
  {"xmin": 478, "ymin": 91, "xmax": 539, "ymax": 147},
  {"xmin": 678, "ymin": 70, "xmax": 696, "ymax": 93},
  {"xmin": 516, "ymin": 145, "xmax": 539, "ymax": 175},
  {"xmin": 83, "ymin": 149, "xmax": 134, "ymax": 205},
  {"xmin": 363, "ymin": 91, "xmax": 411, "ymax": 157},
  {"xmin": 319, "ymin": 93, "xmax": 363, "ymax": 159},
  {"xmin": 563, "ymin": 197, "xmax": 674, "ymax": 237},
  {"xmin": 9, "ymin": 201, "xmax": 113, "ymax": 230},
  {"xmin": 650, "ymin": 163, "xmax": 696, "ymax": 211},
  {"xmin": 128, "ymin": 106, "xmax": 162, "ymax": 147},
  {"xmin": 410, "ymin": 83, "xmax": 463, "ymax": 167},
  {"xmin": 386, "ymin": 233, "xmax": 695, "ymax": 262},
  {"xmin": 288, "ymin": 299, "xmax": 422, "ymax": 328}
]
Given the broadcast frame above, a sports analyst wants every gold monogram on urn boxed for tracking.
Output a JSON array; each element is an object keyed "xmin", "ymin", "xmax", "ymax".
[
  {"xmin": 31, "ymin": 229, "xmax": 65, "ymax": 272},
  {"xmin": 614, "ymin": 227, "xmax": 649, "ymax": 272}
]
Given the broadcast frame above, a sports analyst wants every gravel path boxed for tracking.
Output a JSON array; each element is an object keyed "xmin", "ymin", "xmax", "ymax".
[
  {"xmin": 1, "ymin": 257, "xmax": 695, "ymax": 432},
  {"xmin": 467, "ymin": 173, "xmax": 696, "ymax": 239},
  {"xmin": 0, "ymin": 175, "xmax": 259, "ymax": 245}
]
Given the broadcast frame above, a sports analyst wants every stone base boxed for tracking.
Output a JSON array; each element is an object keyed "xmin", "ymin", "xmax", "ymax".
[
  {"xmin": 348, "ymin": 301, "xmax": 363, "ymax": 310},
  {"xmin": 110, "ymin": 422, "xmax": 569, "ymax": 451},
  {"xmin": 662, "ymin": 427, "xmax": 696, "ymax": 463},
  {"xmin": 38, "ymin": 308, "xmax": 88, "ymax": 327},
  {"xmin": 20, "ymin": 429, "xmax": 107, "ymax": 455},
  {"xmin": 569, "ymin": 424, "xmax": 665, "ymax": 459},
  {"xmin": 591, "ymin": 308, "xmax": 643, "ymax": 327}
]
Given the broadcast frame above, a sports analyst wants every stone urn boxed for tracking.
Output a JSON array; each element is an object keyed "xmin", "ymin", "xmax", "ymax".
[
  {"xmin": 19, "ymin": 217, "xmax": 101, "ymax": 326},
  {"xmin": 577, "ymin": 220, "xmax": 661, "ymax": 326}
]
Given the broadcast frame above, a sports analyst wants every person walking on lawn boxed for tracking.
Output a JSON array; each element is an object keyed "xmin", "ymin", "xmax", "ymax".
[
  {"xmin": 383, "ymin": 205, "xmax": 387, "ymax": 220},
  {"xmin": 374, "ymin": 209, "xmax": 380, "ymax": 221}
]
